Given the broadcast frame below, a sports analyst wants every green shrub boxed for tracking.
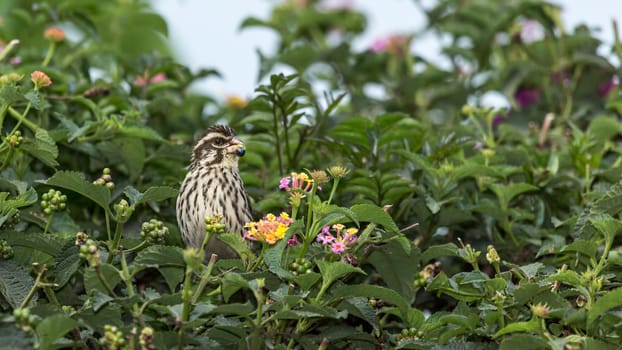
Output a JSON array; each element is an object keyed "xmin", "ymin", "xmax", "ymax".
[{"xmin": 1, "ymin": 0, "xmax": 622, "ymax": 349}]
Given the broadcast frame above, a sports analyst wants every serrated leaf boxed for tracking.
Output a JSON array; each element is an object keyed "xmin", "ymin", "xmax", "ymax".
[
  {"xmin": 350, "ymin": 204, "xmax": 399, "ymax": 233},
  {"xmin": 367, "ymin": 239, "xmax": 418, "ymax": 300},
  {"xmin": 133, "ymin": 245, "xmax": 185, "ymax": 267},
  {"xmin": 36, "ymin": 314, "xmax": 78, "ymax": 350},
  {"xmin": 21, "ymin": 129, "xmax": 59, "ymax": 167},
  {"xmin": 24, "ymin": 90, "xmax": 48, "ymax": 110},
  {"xmin": 54, "ymin": 243, "xmax": 81, "ymax": 289},
  {"xmin": 499, "ymin": 334, "xmax": 548, "ymax": 350},
  {"xmin": 0, "ymin": 322, "xmax": 35, "ymax": 349},
  {"xmin": 587, "ymin": 286, "xmax": 622, "ymax": 324},
  {"xmin": 45, "ymin": 171, "xmax": 110, "ymax": 213},
  {"xmin": 0, "ymin": 260, "xmax": 37, "ymax": 308},
  {"xmin": 158, "ymin": 266, "xmax": 184, "ymax": 292}
]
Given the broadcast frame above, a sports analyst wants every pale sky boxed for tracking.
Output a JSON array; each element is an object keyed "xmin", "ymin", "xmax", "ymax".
[{"xmin": 152, "ymin": 0, "xmax": 619, "ymax": 99}]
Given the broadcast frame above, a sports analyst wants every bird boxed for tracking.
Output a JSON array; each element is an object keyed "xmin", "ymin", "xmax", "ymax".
[{"xmin": 176, "ymin": 125, "xmax": 252, "ymax": 258}]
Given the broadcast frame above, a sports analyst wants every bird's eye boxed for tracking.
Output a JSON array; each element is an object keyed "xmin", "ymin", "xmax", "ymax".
[{"xmin": 213, "ymin": 138, "xmax": 226, "ymax": 146}]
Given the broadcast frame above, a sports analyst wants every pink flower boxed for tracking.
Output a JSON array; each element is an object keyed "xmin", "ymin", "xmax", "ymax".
[
  {"xmin": 279, "ymin": 177, "xmax": 291, "ymax": 190},
  {"xmin": 316, "ymin": 231, "xmax": 334, "ymax": 245},
  {"xmin": 31, "ymin": 70, "xmax": 52, "ymax": 89},
  {"xmin": 520, "ymin": 19, "xmax": 544, "ymax": 44},
  {"xmin": 134, "ymin": 72, "xmax": 167, "ymax": 87},
  {"xmin": 331, "ymin": 242, "xmax": 346, "ymax": 254},
  {"xmin": 369, "ymin": 34, "xmax": 411, "ymax": 56}
]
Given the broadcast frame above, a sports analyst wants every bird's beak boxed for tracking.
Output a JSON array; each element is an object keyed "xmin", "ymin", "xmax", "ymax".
[{"xmin": 228, "ymin": 137, "xmax": 246, "ymax": 157}]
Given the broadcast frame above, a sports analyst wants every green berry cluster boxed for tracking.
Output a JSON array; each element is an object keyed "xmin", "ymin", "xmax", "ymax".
[
  {"xmin": 93, "ymin": 168, "xmax": 115, "ymax": 189},
  {"xmin": 79, "ymin": 239, "xmax": 100, "ymax": 267},
  {"xmin": 13, "ymin": 308, "xmax": 37, "ymax": 333},
  {"xmin": 40, "ymin": 189, "xmax": 67, "ymax": 215},
  {"xmin": 204, "ymin": 215, "xmax": 225, "ymax": 234},
  {"xmin": 289, "ymin": 258, "xmax": 313, "ymax": 276},
  {"xmin": 2, "ymin": 210, "xmax": 20, "ymax": 229},
  {"xmin": 139, "ymin": 327, "xmax": 155, "ymax": 350},
  {"xmin": 0, "ymin": 239, "xmax": 14, "ymax": 260},
  {"xmin": 99, "ymin": 325, "xmax": 125, "ymax": 350},
  {"xmin": 396, "ymin": 328, "xmax": 423, "ymax": 342},
  {"xmin": 140, "ymin": 219, "xmax": 169, "ymax": 244},
  {"xmin": 6, "ymin": 130, "xmax": 23, "ymax": 147}
]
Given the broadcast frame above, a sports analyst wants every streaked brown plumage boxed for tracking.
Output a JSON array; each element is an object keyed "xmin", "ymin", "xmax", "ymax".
[{"xmin": 176, "ymin": 125, "xmax": 252, "ymax": 258}]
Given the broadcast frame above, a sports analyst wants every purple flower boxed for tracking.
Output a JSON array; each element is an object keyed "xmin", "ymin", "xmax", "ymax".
[
  {"xmin": 598, "ymin": 77, "xmax": 619, "ymax": 97},
  {"xmin": 520, "ymin": 19, "xmax": 544, "ymax": 44},
  {"xmin": 514, "ymin": 88, "xmax": 540, "ymax": 108}
]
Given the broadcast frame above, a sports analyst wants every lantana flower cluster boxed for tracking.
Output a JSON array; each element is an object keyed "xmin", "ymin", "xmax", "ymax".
[
  {"xmin": 244, "ymin": 212, "xmax": 294, "ymax": 244},
  {"xmin": 279, "ymin": 172, "xmax": 314, "ymax": 192},
  {"xmin": 316, "ymin": 223, "xmax": 358, "ymax": 255}
]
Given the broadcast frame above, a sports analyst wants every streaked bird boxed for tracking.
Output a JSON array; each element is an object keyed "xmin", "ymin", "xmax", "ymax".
[{"xmin": 176, "ymin": 125, "xmax": 252, "ymax": 258}]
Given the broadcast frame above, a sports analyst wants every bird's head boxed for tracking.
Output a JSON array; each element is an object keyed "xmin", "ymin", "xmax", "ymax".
[{"xmin": 190, "ymin": 125, "xmax": 246, "ymax": 169}]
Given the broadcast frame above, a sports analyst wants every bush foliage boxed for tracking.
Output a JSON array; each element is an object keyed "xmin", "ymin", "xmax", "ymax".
[{"xmin": 1, "ymin": 0, "xmax": 622, "ymax": 349}]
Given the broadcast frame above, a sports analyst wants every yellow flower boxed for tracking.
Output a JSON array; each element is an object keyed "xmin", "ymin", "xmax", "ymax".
[{"xmin": 226, "ymin": 95, "xmax": 247, "ymax": 109}]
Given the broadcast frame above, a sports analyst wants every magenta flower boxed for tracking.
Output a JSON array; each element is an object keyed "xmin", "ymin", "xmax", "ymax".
[
  {"xmin": 598, "ymin": 77, "xmax": 619, "ymax": 97},
  {"xmin": 288, "ymin": 235, "xmax": 300, "ymax": 247},
  {"xmin": 369, "ymin": 34, "xmax": 411, "ymax": 56},
  {"xmin": 331, "ymin": 241, "xmax": 346, "ymax": 254},
  {"xmin": 514, "ymin": 88, "xmax": 540, "ymax": 108}
]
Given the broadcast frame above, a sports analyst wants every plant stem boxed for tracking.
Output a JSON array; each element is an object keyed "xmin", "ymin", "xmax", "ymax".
[
  {"xmin": 107, "ymin": 221, "xmax": 124, "ymax": 263},
  {"xmin": 42, "ymin": 42, "xmax": 56, "ymax": 67},
  {"xmin": 192, "ymin": 254, "xmax": 218, "ymax": 304},
  {"xmin": 178, "ymin": 264, "xmax": 195, "ymax": 350},
  {"xmin": 20, "ymin": 264, "xmax": 48, "ymax": 309},
  {"xmin": 272, "ymin": 101, "xmax": 284, "ymax": 176},
  {"xmin": 327, "ymin": 178, "xmax": 340, "ymax": 205},
  {"xmin": 43, "ymin": 215, "xmax": 53, "ymax": 235},
  {"xmin": 8, "ymin": 105, "xmax": 36, "ymax": 133}
]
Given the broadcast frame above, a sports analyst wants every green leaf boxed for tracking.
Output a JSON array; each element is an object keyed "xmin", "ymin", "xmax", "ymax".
[
  {"xmin": 21, "ymin": 129, "xmax": 59, "ymax": 167},
  {"xmin": 0, "ymin": 322, "xmax": 35, "ymax": 349},
  {"xmin": 499, "ymin": 334, "xmax": 549, "ymax": 350},
  {"xmin": 45, "ymin": 171, "xmax": 111, "ymax": 213},
  {"xmin": 54, "ymin": 243, "xmax": 81, "ymax": 289},
  {"xmin": 158, "ymin": 266, "xmax": 185, "ymax": 293},
  {"xmin": 133, "ymin": 245, "xmax": 185, "ymax": 267},
  {"xmin": 316, "ymin": 261, "xmax": 365, "ymax": 296},
  {"xmin": 350, "ymin": 204, "xmax": 400, "ymax": 233},
  {"xmin": 487, "ymin": 183, "xmax": 538, "ymax": 209},
  {"xmin": 332, "ymin": 284, "xmax": 411, "ymax": 321},
  {"xmin": 367, "ymin": 239, "xmax": 418, "ymax": 300},
  {"xmin": 217, "ymin": 233, "xmax": 254, "ymax": 264},
  {"xmin": 221, "ymin": 272, "xmax": 250, "ymax": 303},
  {"xmin": 587, "ymin": 286, "xmax": 622, "ymax": 324},
  {"xmin": 36, "ymin": 314, "xmax": 78, "ymax": 350},
  {"xmin": 493, "ymin": 319, "xmax": 539, "ymax": 338},
  {"xmin": 421, "ymin": 243, "xmax": 459, "ymax": 262},
  {"xmin": 24, "ymin": 90, "xmax": 48, "ymax": 110},
  {"xmin": 84, "ymin": 264, "xmax": 121, "ymax": 295},
  {"xmin": 0, "ymin": 260, "xmax": 37, "ymax": 308},
  {"xmin": 123, "ymin": 186, "xmax": 178, "ymax": 207}
]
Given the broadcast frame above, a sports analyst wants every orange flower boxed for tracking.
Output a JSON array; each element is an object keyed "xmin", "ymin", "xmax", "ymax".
[
  {"xmin": 44, "ymin": 27, "xmax": 65, "ymax": 42},
  {"xmin": 31, "ymin": 71, "xmax": 52, "ymax": 89}
]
